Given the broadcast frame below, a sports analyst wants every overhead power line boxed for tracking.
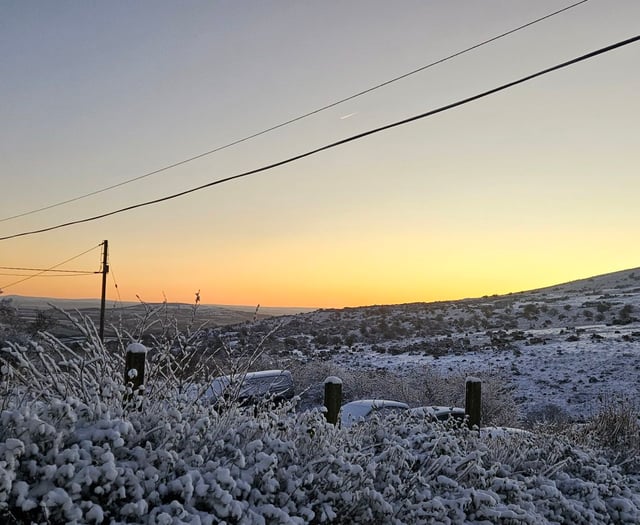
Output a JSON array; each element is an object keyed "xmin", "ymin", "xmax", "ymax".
[
  {"xmin": 0, "ymin": 0, "xmax": 590, "ymax": 224},
  {"xmin": 0, "ymin": 34, "xmax": 637, "ymax": 242},
  {"xmin": 0, "ymin": 272, "xmax": 97, "ymax": 277},
  {"xmin": 109, "ymin": 264, "xmax": 123, "ymax": 307},
  {"xmin": 0, "ymin": 244, "xmax": 101, "ymax": 291},
  {"xmin": 0, "ymin": 266, "xmax": 99, "ymax": 274}
]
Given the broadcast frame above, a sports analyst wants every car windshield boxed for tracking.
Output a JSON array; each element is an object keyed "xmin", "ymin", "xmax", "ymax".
[{"xmin": 204, "ymin": 370, "xmax": 292, "ymax": 401}]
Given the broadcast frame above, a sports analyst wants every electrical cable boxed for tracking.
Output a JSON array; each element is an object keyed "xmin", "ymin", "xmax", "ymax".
[
  {"xmin": 108, "ymin": 268, "xmax": 124, "ymax": 332},
  {"xmin": 0, "ymin": 266, "xmax": 99, "ymax": 274},
  {"xmin": 109, "ymin": 264, "xmax": 123, "ymax": 307},
  {"xmin": 0, "ymin": 244, "xmax": 101, "ymax": 291},
  {"xmin": 0, "ymin": 0, "xmax": 590, "ymax": 224},
  {"xmin": 0, "ymin": 34, "xmax": 637, "ymax": 242},
  {"xmin": 0, "ymin": 272, "xmax": 97, "ymax": 277}
]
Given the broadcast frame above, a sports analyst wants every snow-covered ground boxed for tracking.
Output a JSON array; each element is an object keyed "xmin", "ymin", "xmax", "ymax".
[
  {"xmin": 207, "ymin": 266, "xmax": 640, "ymax": 423},
  {"xmin": 333, "ymin": 323, "xmax": 640, "ymax": 421}
]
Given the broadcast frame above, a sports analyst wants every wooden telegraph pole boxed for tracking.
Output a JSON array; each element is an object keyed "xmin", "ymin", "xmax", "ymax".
[{"xmin": 99, "ymin": 240, "xmax": 109, "ymax": 342}]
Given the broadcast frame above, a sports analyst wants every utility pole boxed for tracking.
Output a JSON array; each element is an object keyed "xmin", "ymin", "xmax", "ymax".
[{"xmin": 99, "ymin": 240, "xmax": 109, "ymax": 342}]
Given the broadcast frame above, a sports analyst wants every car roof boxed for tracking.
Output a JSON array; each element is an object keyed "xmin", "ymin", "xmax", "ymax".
[
  {"xmin": 341, "ymin": 399, "xmax": 410, "ymax": 427},
  {"xmin": 218, "ymin": 369, "xmax": 291, "ymax": 381},
  {"xmin": 409, "ymin": 406, "xmax": 465, "ymax": 416},
  {"xmin": 343, "ymin": 399, "xmax": 410, "ymax": 409}
]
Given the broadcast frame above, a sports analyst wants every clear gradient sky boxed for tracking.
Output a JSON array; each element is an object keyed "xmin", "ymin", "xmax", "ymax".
[{"xmin": 1, "ymin": 1, "xmax": 639, "ymax": 308}]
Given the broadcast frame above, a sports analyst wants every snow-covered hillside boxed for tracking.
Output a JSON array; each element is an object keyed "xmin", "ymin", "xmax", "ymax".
[{"xmin": 207, "ymin": 267, "xmax": 640, "ymax": 421}]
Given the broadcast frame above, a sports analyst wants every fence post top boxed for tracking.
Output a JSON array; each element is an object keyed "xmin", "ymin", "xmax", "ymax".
[
  {"xmin": 126, "ymin": 342, "xmax": 147, "ymax": 354},
  {"xmin": 466, "ymin": 376, "xmax": 482, "ymax": 384},
  {"xmin": 324, "ymin": 376, "xmax": 343, "ymax": 385}
]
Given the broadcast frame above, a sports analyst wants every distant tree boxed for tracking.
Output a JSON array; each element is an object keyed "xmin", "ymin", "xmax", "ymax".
[
  {"xmin": 0, "ymin": 298, "xmax": 20, "ymax": 327},
  {"xmin": 330, "ymin": 335, "xmax": 343, "ymax": 346},
  {"xmin": 615, "ymin": 304, "xmax": 635, "ymax": 325},
  {"xmin": 376, "ymin": 318, "xmax": 389, "ymax": 335},
  {"xmin": 284, "ymin": 336, "xmax": 297, "ymax": 348},
  {"xmin": 522, "ymin": 303, "xmax": 539, "ymax": 320},
  {"xmin": 596, "ymin": 302, "xmax": 612, "ymax": 313},
  {"xmin": 0, "ymin": 299, "xmax": 24, "ymax": 344},
  {"xmin": 480, "ymin": 305, "xmax": 494, "ymax": 318},
  {"xmin": 345, "ymin": 333, "xmax": 357, "ymax": 348},
  {"xmin": 29, "ymin": 310, "xmax": 57, "ymax": 335}
]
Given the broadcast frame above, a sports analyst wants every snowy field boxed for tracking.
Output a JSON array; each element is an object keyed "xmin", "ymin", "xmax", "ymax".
[
  {"xmin": 244, "ymin": 266, "xmax": 640, "ymax": 423},
  {"xmin": 333, "ymin": 323, "xmax": 640, "ymax": 421}
]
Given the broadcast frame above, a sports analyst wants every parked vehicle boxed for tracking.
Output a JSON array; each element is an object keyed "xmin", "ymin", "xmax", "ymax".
[
  {"xmin": 480, "ymin": 426, "xmax": 533, "ymax": 438},
  {"xmin": 201, "ymin": 369, "xmax": 295, "ymax": 406},
  {"xmin": 409, "ymin": 405, "xmax": 466, "ymax": 422},
  {"xmin": 340, "ymin": 399, "xmax": 410, "ymax": 428},
  {"xmin": 340, "ymin": 400, "xmax": 467, "ymax": 428}
]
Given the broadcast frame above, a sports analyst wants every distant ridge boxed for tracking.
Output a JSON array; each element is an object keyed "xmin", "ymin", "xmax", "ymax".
[
  {"xmin": 3, "ymin": 266, "xmax": 639, "ymax": 314},
  {"xmin": 518, "ymin": 266, "xmax": 640, "ymax": 296},
  {"xmin": 1, "ymin": 295, "xmax": 316, "ymax": 317}
]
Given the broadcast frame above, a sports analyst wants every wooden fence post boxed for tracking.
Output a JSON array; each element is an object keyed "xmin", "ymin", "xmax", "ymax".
[
  {"xmin": 324, "ymin": 376, "xmax": 342, "ymax": 425},
  {"xmin": 125, "ymin": 342, "xmax": 147, "ymax": 403},
  {"xmin": 465, "ymin": 377, "xmax": 482, "ymax": 429}
]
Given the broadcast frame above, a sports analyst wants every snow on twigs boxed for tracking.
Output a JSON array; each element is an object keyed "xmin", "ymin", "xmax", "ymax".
[
  {"xmin": 1, "ymin": 393, "xmax": 639, "ymax": 524},
  {"xmin": 1, "ymin": 318, "xmax": 639, "ymax": 524}
]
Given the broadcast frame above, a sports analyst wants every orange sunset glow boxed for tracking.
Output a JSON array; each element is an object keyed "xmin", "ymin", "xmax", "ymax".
[{"xmin": 1, "ymin": 1, "xmax": 639, "ymax": 308}]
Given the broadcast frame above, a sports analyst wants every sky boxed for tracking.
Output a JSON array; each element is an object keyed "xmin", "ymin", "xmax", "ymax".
[{"xmin": 1, "ymin": 0, "xmax": 639, "ymax": 308}]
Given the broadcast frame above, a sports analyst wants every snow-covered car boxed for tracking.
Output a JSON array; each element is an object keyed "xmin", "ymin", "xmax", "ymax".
[
  {"xmin": 479, "ymin": 426, "xmax": 533, "ymax": 439},
  {"xmin": 409, "ymin": 405, "xmax": 466, "ymax": 422},
  {"xmin": 340, "ymin": 399, "xmax": 409, "ymax": 428},
  {"xmin": 201, "ymin": 369, "xmax": 295, "ymax": 406}
]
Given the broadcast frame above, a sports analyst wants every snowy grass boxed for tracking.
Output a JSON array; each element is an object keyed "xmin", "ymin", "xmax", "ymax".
[
  {"xmin": 1, "ymin": 393, "xmax": 640, "ymax": 524},
  {"xmin": 548, "ymin": 396, "xmax": 640, "ymax": 476},
  {"xmin": 2, "ymin": 315, "xmax": 640, "ymax": 523}
]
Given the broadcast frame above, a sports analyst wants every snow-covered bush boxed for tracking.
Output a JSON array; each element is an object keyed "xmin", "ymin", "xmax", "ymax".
[
  {"xmin": 2, "ymin": 314, "xmax": 639, "ymax": 523},
  {"xmin": 545, "ymin": 396, "xmax": 640, "ymax": 476},
  {"xmin": 2, "ymin": 394, "xmax": 640, "ymax": 524},
  {"xmin": 1, "ymin": 310, "xmax": 125, "ymax": 411}
]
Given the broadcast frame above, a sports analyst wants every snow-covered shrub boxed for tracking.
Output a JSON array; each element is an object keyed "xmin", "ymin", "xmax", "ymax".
[
  {"xmin": 1, "ymin": 310, "xmax": 125, "ymax": 411},
  {"xmin": 524, "ymin": 402, "xmax": 574, "ymax": 428},
  {"xmin": 0, "ymin": 299, "xmax": 24, "ymax": 339},
  {"xmin": 585, "ymin": 397, "xmax": 640, "ymax": 454},
  {"xmin": 3, "ymin": 391, "xmax": 640, "ymax": 524},
  {"xmin": 2, "ymin": 315, "xmax": 639, "ymax": 523},
  {"xmin": 549, "ymin": 396, "xmax": 640, "ymax": 475}
]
